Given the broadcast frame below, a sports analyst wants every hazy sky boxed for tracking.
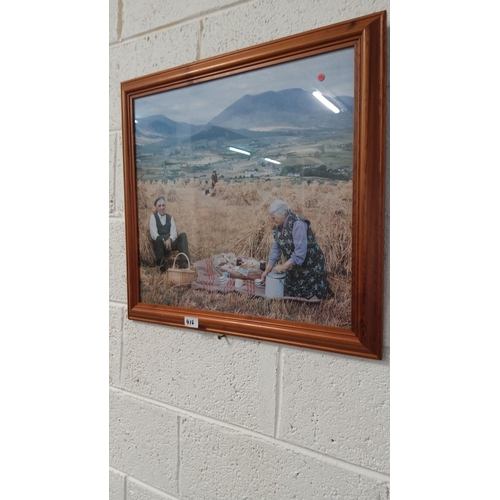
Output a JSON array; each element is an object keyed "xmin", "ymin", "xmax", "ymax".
[{"xmin": 134, "ymin": 47, "xmax": 354, "ymax": 125}]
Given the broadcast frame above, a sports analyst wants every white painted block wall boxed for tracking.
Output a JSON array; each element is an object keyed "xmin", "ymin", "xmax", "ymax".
[{"xmin": 109, "ymin": 1, "xmax": 390, "ymax": 498}]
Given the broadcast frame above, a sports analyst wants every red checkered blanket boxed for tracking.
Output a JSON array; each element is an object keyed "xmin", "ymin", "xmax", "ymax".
[
  {"xmin": 191, "ymin": 254, "xmax": 266, "ymax": 297},
  {"xmin": 191, "ymin": 253, "xmax": 320, "ymax": 302}
]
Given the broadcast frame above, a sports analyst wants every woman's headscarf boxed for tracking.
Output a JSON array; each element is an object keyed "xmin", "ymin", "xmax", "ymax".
[{"xmin": 268, "ymin": 199, "xmax": 291, "ymax": 217}]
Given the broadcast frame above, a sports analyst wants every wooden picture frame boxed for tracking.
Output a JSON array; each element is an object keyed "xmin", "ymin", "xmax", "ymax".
[{"xmin": 121, "ymin": 11, "xmax": 386, "ymax": 359}]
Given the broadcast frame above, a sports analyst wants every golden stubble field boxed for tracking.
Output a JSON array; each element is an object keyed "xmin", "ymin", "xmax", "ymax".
[{"xmin": 137, "ymin": 177, "xmax": 352, "ymax": 328}]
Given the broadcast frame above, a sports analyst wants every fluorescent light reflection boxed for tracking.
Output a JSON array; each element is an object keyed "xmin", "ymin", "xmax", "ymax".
[
  {"xmin": 264, "ymin": 158, "xmax": 281, "ymax": 164},
  {"xmin": 228, "ymin": 146, "xmax": 251, "ymax": 155},
  {"xmin": 312, "ymin": 91, "xmax": 340, "ymax": 113}
]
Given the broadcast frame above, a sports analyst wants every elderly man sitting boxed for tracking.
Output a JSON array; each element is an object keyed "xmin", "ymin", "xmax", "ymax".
[{"xmin": 150, "ymin": 196, "xmax": 190, "ymax": 272}]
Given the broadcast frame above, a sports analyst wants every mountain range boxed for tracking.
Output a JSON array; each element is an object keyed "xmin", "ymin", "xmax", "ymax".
[
  {"xmin": 208, "ymin": 88, "xmax": 353, "ymax": 130},
  {"xmin": 135, "ymin": 115, "xmax": 204, "ymax": 144},
  {"xmin": 134, "ymin": 88, "xmax": 353, "ymax": 146}
]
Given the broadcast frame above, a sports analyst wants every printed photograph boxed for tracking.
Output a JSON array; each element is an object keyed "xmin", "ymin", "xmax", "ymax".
[{"xmin": 133, "ymin": 48, "xmax": 355, "ymax": 329}]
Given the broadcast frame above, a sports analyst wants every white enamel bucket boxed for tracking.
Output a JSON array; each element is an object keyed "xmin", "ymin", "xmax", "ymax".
[{"xmin": 265, "ymin": 271, "xmax": 285, "ymax": 298}]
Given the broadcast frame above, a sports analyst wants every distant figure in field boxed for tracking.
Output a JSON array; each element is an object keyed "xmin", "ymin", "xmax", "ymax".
[
  {"xmin": 150, "ymin": 196, "xmax": 190, "ymax": 272},
  {"xmin": 211, "ymin": 170, "xmax": 218, "ymax": 189},
  {"xmin": 261, "ymin": 199, "xmax": 331, "ymax": 299}
]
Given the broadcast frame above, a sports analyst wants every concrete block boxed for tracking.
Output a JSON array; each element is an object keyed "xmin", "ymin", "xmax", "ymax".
[
  {"xmin": 109, "ymin": 390, "xmax": 179, "ymax": 494},
  {"xmin": 110, "ymin": 133, "xmax": 117, "ymax": 214},
  {"xmin": 109, "ymin": 218, "xmax": 127, "ymax": 303},
  {"xmin": 121, "ymin": 0, "xmax": 238, "ymax": 40},
  {"xmin": 109, "ymin": 132, "xmax": 124, "ymax": 217},
  {"xmin": 200, "ymin": 0, "xmax": 390, "ymax": 59},
  {"xmin": 115, "ymin": 133, "xmax": 124, "ymax": 216},
  {"xmin": 109, "ymin": 23, "xmax": 200, "ymax": 131},
  {"xmin": 109, "ymin": 468, "xmax": 126, "ymax": 500},
  {"xmin": 122, "ymin": 320, "xmax": 278, "ymax": 435},
  {"xmin": 383, "ymin": 210, "xmax": 390, "ymax": 347},
  {"xmin": 127, "ymin": 476, "xmax": 179, "ymax": 500},
  {"xmin": 279, "ymin": 347, "xmax": 390, "ymax": 474},
  {"xmin": 180, "ymin": 417, "xmax": 389, "ymax": 499},
  {"xmin": 110, "ymin": 305, "xmax": 124, "ymax": 387},
  {"xmin": 109, "ymin": 0, "xmax": 119, "ymax": 43}
]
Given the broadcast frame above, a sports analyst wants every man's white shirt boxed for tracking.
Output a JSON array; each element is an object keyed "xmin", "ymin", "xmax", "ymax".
[{"xmin": 149, "ymin": 213, "xmax": 178, "ymax": 241}]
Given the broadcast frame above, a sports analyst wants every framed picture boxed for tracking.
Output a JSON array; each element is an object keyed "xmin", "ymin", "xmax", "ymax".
[{"xmin": 121, "ymin": 11, "xmax": 386, "ymax": 359}]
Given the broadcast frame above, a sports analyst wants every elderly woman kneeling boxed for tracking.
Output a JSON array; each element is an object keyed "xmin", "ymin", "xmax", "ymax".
[{"xmin": 261, "ymin": 199, "xmax": 331, "ymax": 300}]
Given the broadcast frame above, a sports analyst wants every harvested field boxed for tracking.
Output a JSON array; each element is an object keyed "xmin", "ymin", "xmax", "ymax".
[{"xmin": 137, "ymin": 178, "xmax": 352, "ymax": 328}]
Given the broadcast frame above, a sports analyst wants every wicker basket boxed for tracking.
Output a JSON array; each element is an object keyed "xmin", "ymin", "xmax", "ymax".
[{"xmin": 167, "ymin": 252, "xmax": 196, "ymax": 285}]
